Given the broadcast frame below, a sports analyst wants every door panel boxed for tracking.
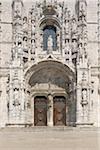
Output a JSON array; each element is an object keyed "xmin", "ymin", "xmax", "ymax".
[
  {"xmin": 34, "ymin": 96, "xmax": 47, "ymax": 126},
  {"xmin": 53, "ymin": 96, "xmax": 66, "ymax": 126}
]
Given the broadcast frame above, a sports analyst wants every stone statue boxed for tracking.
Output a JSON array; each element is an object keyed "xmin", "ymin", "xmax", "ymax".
[
  {"xmin": 14, "ymin": 89, "xmax": 19, "ymax": 101},
  {"xmin": 23, "ymin": 37, "xmax": 27, "ymax": 50},
  {"xmin": 48, "ymin": 35, "xmax": 53, "ymax": 50},
  {"xmin": 23, "ymin": 17, "xmax": 28, "ymax": 31},
  {"xmin": 72, "ymin": 18, "xmax": 77, "ymax": 33},
  {"xmin": 58, "ymin": 4, "xmax": 62, "ymax": 19},
  {"xmin": 82, "ymin": 89, "xmax": 87, "ymax": 101}
]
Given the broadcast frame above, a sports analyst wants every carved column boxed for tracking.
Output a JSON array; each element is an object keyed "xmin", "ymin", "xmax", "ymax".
[
  {"xmin": 0, "ymin": 2, "xmax": 1, "ymax": 66},
  {"xmin": 47, "ymin": 94, "xmax": 53, "ymax": 126},
  {"xmin": 32, "ymin": 96, "xmax": 34, "ymax": 126},
  {"xmin": 81, "ymin": 88, "xmax": 88, "ymax": 123},
  {"xmin": 76, "ymin": 83, "xmax": 83, "ymax": 125},
  {"xmin": 8, "ymin": 0, "xmax": 25, "ymax": 126},
  {"xmin": 0, "ymin": 77, "xmax": 8, "ymax": 127},
  {"xmin": 75, "ymin": 0, "xmax": 92, "ymax": 127},
  {"xmin": 28, "ymin": 10, "xmax": 32, "ymax": 63}
]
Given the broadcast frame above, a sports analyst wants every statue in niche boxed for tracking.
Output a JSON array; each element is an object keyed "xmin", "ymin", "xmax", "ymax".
[
  {"xmin": 13, "ymin": 89, "xmax": 20, "ymax": 107},
  {"xmin": 80, "ymin": 4, "xmax": 86, "ymax": 17},
  {"xmin": 72, "ymin": 18, "xmax": 77, "ymax": 33},
  {"xmin": 31, "ymin": 18, "xmax": 35, "ymax": 34},
  {"xmin": 48, "ymin": 35, "xmax": 53, "ymax": 50},
  {"xmin": 32, "ymin": 24, "xmax": 35, "ymax": 34},
  {"xmin": 15, "ymin": 4, "xmax": 22, "ymax": 17},
  {"xmin": 23, "ymin": 37, "xmax": 28, "ymax": 50},
  {"xmin": 31, "ymin": 39, "xmax": 35, "ymax": 54},
  {"xmin": 65, "ymin": 21, "xmax": 69, "ymax": 33},
  {"xmin": 82, "ymin": 71, "xmax": 87, "ymax": 81},
  {"xmin": 58, "ymin": 4, "xmax": 62, "ymax": 19},
  {"xmin": 13, "ymin": 89, "xmax": 20, "ymax": 117},
  {"xmin": 23, "ymin": 17, "xmax": 27, "ymax": 24},
  {"xmin": 82, "ymin": 89, "xmax": 87, "ymax": 101},
  {"xmin": 23, "ymin": 17, "xmax": 28, "ymax": 31},
  {"xmin": 14, "ymin": 89, "xmax": 18, "ymax": 100}
]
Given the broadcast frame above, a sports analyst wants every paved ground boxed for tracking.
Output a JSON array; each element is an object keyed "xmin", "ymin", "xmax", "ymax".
[{"xmin": 0, "ymin": 127, "xmax": 100, "ymax": 150}]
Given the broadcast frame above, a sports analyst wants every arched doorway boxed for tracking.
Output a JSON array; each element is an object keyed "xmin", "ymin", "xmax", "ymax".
[
  {"xmin": 25, "ymin": 60, "xmax": 76, "ymax": 127},
  {"xmin": 34, "ymin": 96, "xmax": 47, "ymax": 126},
  {"xmin": 53, "ymin": 96, "xmax": 66, "ymax": 126}
]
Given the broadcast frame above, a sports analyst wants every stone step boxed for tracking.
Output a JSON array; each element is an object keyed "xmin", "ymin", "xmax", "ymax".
[
  {"xmin": 0, "ymin": 126, "xmax": 99, "ymax": 133},
  {"xmin": 0, "ymin": 127, "xmax": 99, "ymax": 150}
]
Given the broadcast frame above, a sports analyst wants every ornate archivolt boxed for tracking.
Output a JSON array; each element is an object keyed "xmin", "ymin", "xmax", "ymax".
[
  {"xmin": 24, "ymin": 60, "xmax": 75, "ymax": 111},
  {"xmin": 24, "ymin": 60, "xmax": 75, "ymax": 85}
]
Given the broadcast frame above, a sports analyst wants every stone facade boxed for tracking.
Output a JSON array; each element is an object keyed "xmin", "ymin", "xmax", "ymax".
[{"xmin": 0, "ymin": 0, "xmax": 100, "ymax": 127}]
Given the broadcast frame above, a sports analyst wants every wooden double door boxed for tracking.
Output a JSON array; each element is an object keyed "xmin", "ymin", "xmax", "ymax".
[{"xmin": 34, "ymin": 96, "xmax": 66, "ymax": 126}]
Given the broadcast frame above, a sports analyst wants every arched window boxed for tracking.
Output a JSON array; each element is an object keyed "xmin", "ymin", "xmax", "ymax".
[{"xmin": 43, "ymin": 25, "xmax": 57, "ymax": 51}]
